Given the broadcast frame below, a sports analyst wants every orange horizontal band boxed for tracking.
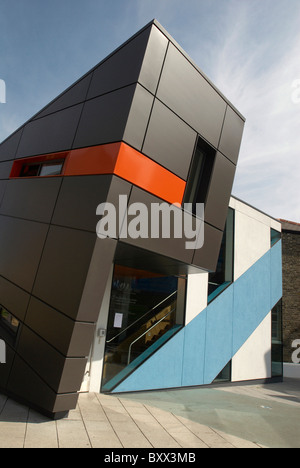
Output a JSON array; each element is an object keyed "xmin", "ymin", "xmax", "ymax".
[{"xmin": 10, "ymin": 143, "xmax": 186, "ymax": 205}]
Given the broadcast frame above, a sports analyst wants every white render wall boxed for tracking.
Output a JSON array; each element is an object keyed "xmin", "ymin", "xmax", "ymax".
[
  {"xmin": 184, "ymin": 197, "xmax": 282, "ymax": 381},
  {"xmin": 232, "ymin": 313, "xmax": 272, "ymax": 382},
  {"xmin": 229, "ymin": 197, "xmax": 281, "ymax": 281},
  {"xmin": 185, "ymin": 272, "xmax": 208, "ymax": 325}
]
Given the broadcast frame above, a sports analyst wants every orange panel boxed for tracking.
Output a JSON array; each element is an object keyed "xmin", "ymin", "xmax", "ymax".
[
  {"xmin": 63, "ymin": 142, "xmax": 121, "ymax": 176},
  {"xmin": 115, "ymin": 143, "xmax": 186, "ymax": 205},
  {"xmin": 10, "ymin": 142, "xmax": 186, "ymax": 205}
]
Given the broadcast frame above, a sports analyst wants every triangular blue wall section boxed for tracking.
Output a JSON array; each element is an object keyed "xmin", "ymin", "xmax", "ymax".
[{"xmin": 112, "ymin": 241, "xmax": 282, "ymax": 393}]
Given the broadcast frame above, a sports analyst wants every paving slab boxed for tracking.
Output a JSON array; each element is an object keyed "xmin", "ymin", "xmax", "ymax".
[{"xmin": 0, "ymin": 379, "xmax": 299, "ymax": 448}]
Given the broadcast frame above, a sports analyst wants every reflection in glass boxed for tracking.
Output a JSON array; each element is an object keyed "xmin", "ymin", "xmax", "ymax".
[
  {"xmin": 208, "ymin": 208, "xmax": 234, "ymax": 303},
  {"xmin": 271, "ymin": 300, "xmax": 283, "ymax": 377},
  {"xmin": 102, "ymin": 265, "xmax": 186, "ymax": 392},
  {"xmin": 271, "ymin": 228, "xmax": 281, "ymax": 247}
]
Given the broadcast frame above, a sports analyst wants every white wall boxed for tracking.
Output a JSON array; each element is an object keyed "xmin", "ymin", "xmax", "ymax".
[
  {"xmin": 185, "ymin": 272, "xmax": 208, "ymax": 325},
  {"xmin": 232, "ymin": 312, "xmax": 272, "ymax": 382},
  {"xmin": 229, "ymin": 197, "xmax": 281, "ymax": 281}
]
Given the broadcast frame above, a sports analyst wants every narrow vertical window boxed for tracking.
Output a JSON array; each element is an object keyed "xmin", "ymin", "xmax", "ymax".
[{"xmin": 183, "ymin": 136, "xmax": 216, "ymax": 214}]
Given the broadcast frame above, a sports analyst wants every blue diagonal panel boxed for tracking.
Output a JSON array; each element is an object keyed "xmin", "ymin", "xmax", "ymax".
[{"xmin": 112, "ymin": 241, "xmax": 282, "ymax": 393}]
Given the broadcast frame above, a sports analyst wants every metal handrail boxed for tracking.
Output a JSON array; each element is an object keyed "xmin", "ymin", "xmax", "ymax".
[
  {"xmin": 127, "ymin": 308, "xmax": 176, "ymax": 365},
  {"xmin": 106, "ymin": 291, "xmax": 177, "ymax": 344}
]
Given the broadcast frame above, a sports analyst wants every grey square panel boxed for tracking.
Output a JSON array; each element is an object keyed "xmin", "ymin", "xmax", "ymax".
[
  {"xmin": 205, "ymin": 152, "xmax": 236, "ymax": 231},
  {"xmin": 52, "ymin": 175, "xmax": 132, "ymax": 233},
  {"xmin": 0, "ymin": 276, "xmax": 30, "ymax": 322},
  {"xmin": 123, "ymin": 84, "xmax": 154, "ymax": 150},
  {"xmin": 72, "ymin": 85, "xmax": 136, "ymax": 149},
  {"xmin": 32, "ymin": 225, "xmax": 96, "ymax": 319},
  {"xmin": 34, "ymin": 73, "xmax": 93, "ymax": 120},
  {"xmin": 7, "ymin": 354, "xmax": 78, "ymax": 415},
  {"xmin": 192, "ymin": 223, "xmax": 223, "ymax": 272},
  {"xmin": 0, "ymin": 177, "xmax": 62, "ymax": 223},
  {"xmin": 87, "ymin": 27, "xmax": 151, "ymax": 100},
  {"xmin": 52, "ymin": 175, "xmax": 112, "ymax": 232},
  {"xmin": 0, "ymin": 216, "xmax": 48, "ymax": 292},
  {"xmin": 17, "ymin": 325, "xmax": 87, "ymax": 393},
  {"xmin": 138, "ymin": 24, "xmax": 168, "ymax": 94},
  {"xmin": 0, "ymin": 161, "xmax": 13, "ymax": 179},
  {"xmin": 16, "ymin": 104, "xmax": 83, "ymax": 158},
  {"xmin": 218, "ymin": 106, "xmax": 245, "ymax": 164},
  {"xmin": 0, "ymin": 180, "xmax": 7, "ymax": 206},
  {"xmin": 157, "ymin": 44, "xmax": 227, "ymax": 148},
  {"xmin": 142, "ymin": 99, "xmax": 197, "ymax": 179},
  {"xmin": 120, "ymin": 187, "xmax": 194, "ymax": 265},
  {"xmin": 0, "ymin": 129, "xmax": 23, "ymax": 162},
  {"xmin": 25, "ymin": 297, "xmax": 95, "ymax": 357}
]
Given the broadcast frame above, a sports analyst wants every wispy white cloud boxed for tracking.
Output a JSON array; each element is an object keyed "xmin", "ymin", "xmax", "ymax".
[{"xmin": 205, "ymin": 0, "xmax": 300, "ymax": 221}]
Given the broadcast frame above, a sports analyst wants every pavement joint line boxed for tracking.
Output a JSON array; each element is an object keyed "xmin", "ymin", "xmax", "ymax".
[{"xmin": 118, "ymin": 397, "xmax": 154, "ymax": 448}]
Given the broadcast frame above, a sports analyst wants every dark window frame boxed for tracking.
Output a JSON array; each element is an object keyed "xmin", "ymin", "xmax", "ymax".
[
  {"xmin": 20, "ymin": 159, "xmax": 65, "ymax": 178},
  {"xmin": 183, "ymin": 135, "xmax": 216, "ymax": 215}
]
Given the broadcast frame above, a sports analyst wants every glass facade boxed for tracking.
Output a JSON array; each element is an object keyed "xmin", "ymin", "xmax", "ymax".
[
  {"xmin": 102, "ymin": 265, "xmax": 186, "ymax": 392},
  {"xmin": 208, "ymin": 208, "xmax": 234, "ymax": 303},
  {"xmin": 271, "ymin": 300, "xmax": 283, "ymax": 377}
]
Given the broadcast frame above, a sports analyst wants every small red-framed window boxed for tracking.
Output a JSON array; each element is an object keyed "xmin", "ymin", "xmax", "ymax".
[{"xmin": 10, "ymin": 152, "xmax": 69, "ymax": 179}]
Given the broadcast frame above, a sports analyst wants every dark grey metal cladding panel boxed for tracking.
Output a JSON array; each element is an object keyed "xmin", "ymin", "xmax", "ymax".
[
  {"xmin": 0, "ymin": 161, "xmax": 13, "ymax": 179},
  {"xmin": 142, "ymin": 99, "xmax": 197, "ymax": 180},
  {"xmin": 0, "ymin": 276, "xmax": 30, "ymax": 322},
  {"xmin": 119, "ymin": 187, "xmax": 194, "ymax": 265},
  {"xmin": 0, "ymin": 216, "xmax": 49, "ymax": 292},
  {"xmin": 0, "ymin": 178, "xmax": 62, "ymax": 224},
  {"xmin": 72, "ymin": 85, "xmax": 136, "ymax": 149},
  {"xmin": 77, "ymin": 237, "xmax": 117, "ymax": 323},
  {"xmin": 157, "ymin": 44, "xmax": 227, "ymax": 148},
  {"xmin": 52, "ymin": 175, "xmax": 112, "ymax": 232},
  {"xmin": 34, "ymin": 73, "xmax": 93, "ymax": 120},
  {"xmin": 16, "ymin": 104, "xmax": 84, "ymax": 158},
  {"xmin": 6, "ymin": 354, "xmax": 78, "ymax": 415},
  {"xmin": 0, "ymin": 128, "xmax": 23, "ymax": 162},
  {"xmin": 138, "ymin": 24, "xmax": 168, "ymax": 94},
  {"xmin": 87, "ymin": 26, "xmax": 152, "ymax": 100},
  {"xmin": 25, "ymin": 297, "xmax": 95, "ymax": 357},
  {"xmin": 32, "ymin": 225, "xmax": 96, "ymax": 320},
  {"xmin": 205, "ymin": 152, "xmax": 237, "ymax": 231},
  {"xmin": 0, "ymin": 344, "xmax": 14, "ymax": 390},
  {"xmin": 17, "ymin": 325, "xmax": 87, "ymax": 394},
  {"xmin": 123, "ymin": 84, "xmax": 154, "ymax": 151},
  {"xmin": 52, "ymin": 175, "xmax": 132, "ymax": 233},
  {"xmin": 0, "ymin": 180, "xmax": 7, "ymax": 206},
  {"xmin": 218, "ymin": 106, "xmax": 245, "ymax": 165},
  {"xmin": 114, "ymin": 241, "xmax": 202, "ymax": 277},
  {"xmin": 192, "ymin": 222, "xmax": 223, "ymax": 272}
]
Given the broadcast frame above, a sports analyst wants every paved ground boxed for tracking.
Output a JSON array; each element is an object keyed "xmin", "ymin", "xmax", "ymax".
[{"xmin": 0, "ymin": 378, "xmax": 299, "ymax": 448}]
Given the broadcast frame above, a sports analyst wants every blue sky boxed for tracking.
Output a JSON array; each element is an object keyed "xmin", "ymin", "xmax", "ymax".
[{"xmin": 0, "ymin": 0, "xmax": 299, "ymax": 221}]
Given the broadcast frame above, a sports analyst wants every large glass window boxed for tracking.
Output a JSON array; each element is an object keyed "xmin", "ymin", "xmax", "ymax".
[
  {"xmin": 102, "ymin": 265, "xmax": 186, "ymax": 392},
  {"xmin": 271, "ymin": 300, "xmax": 283, "ymax": 377},
  {"xmin": 183, "ymin": 136, "xmax": 216, "ymax": 215},
  {"xmin": 208, "ymin": 208, "xmax": 234, "ymax": 303}
]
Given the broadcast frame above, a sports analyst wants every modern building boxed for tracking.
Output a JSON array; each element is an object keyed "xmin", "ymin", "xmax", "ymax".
[
  {"xmin": 279, "ymin": 219, "xmax": 300, "ymax": 378},
  {"xmin": 0, "ymin": 20, "xmax": 282, "ymax": 419}
]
